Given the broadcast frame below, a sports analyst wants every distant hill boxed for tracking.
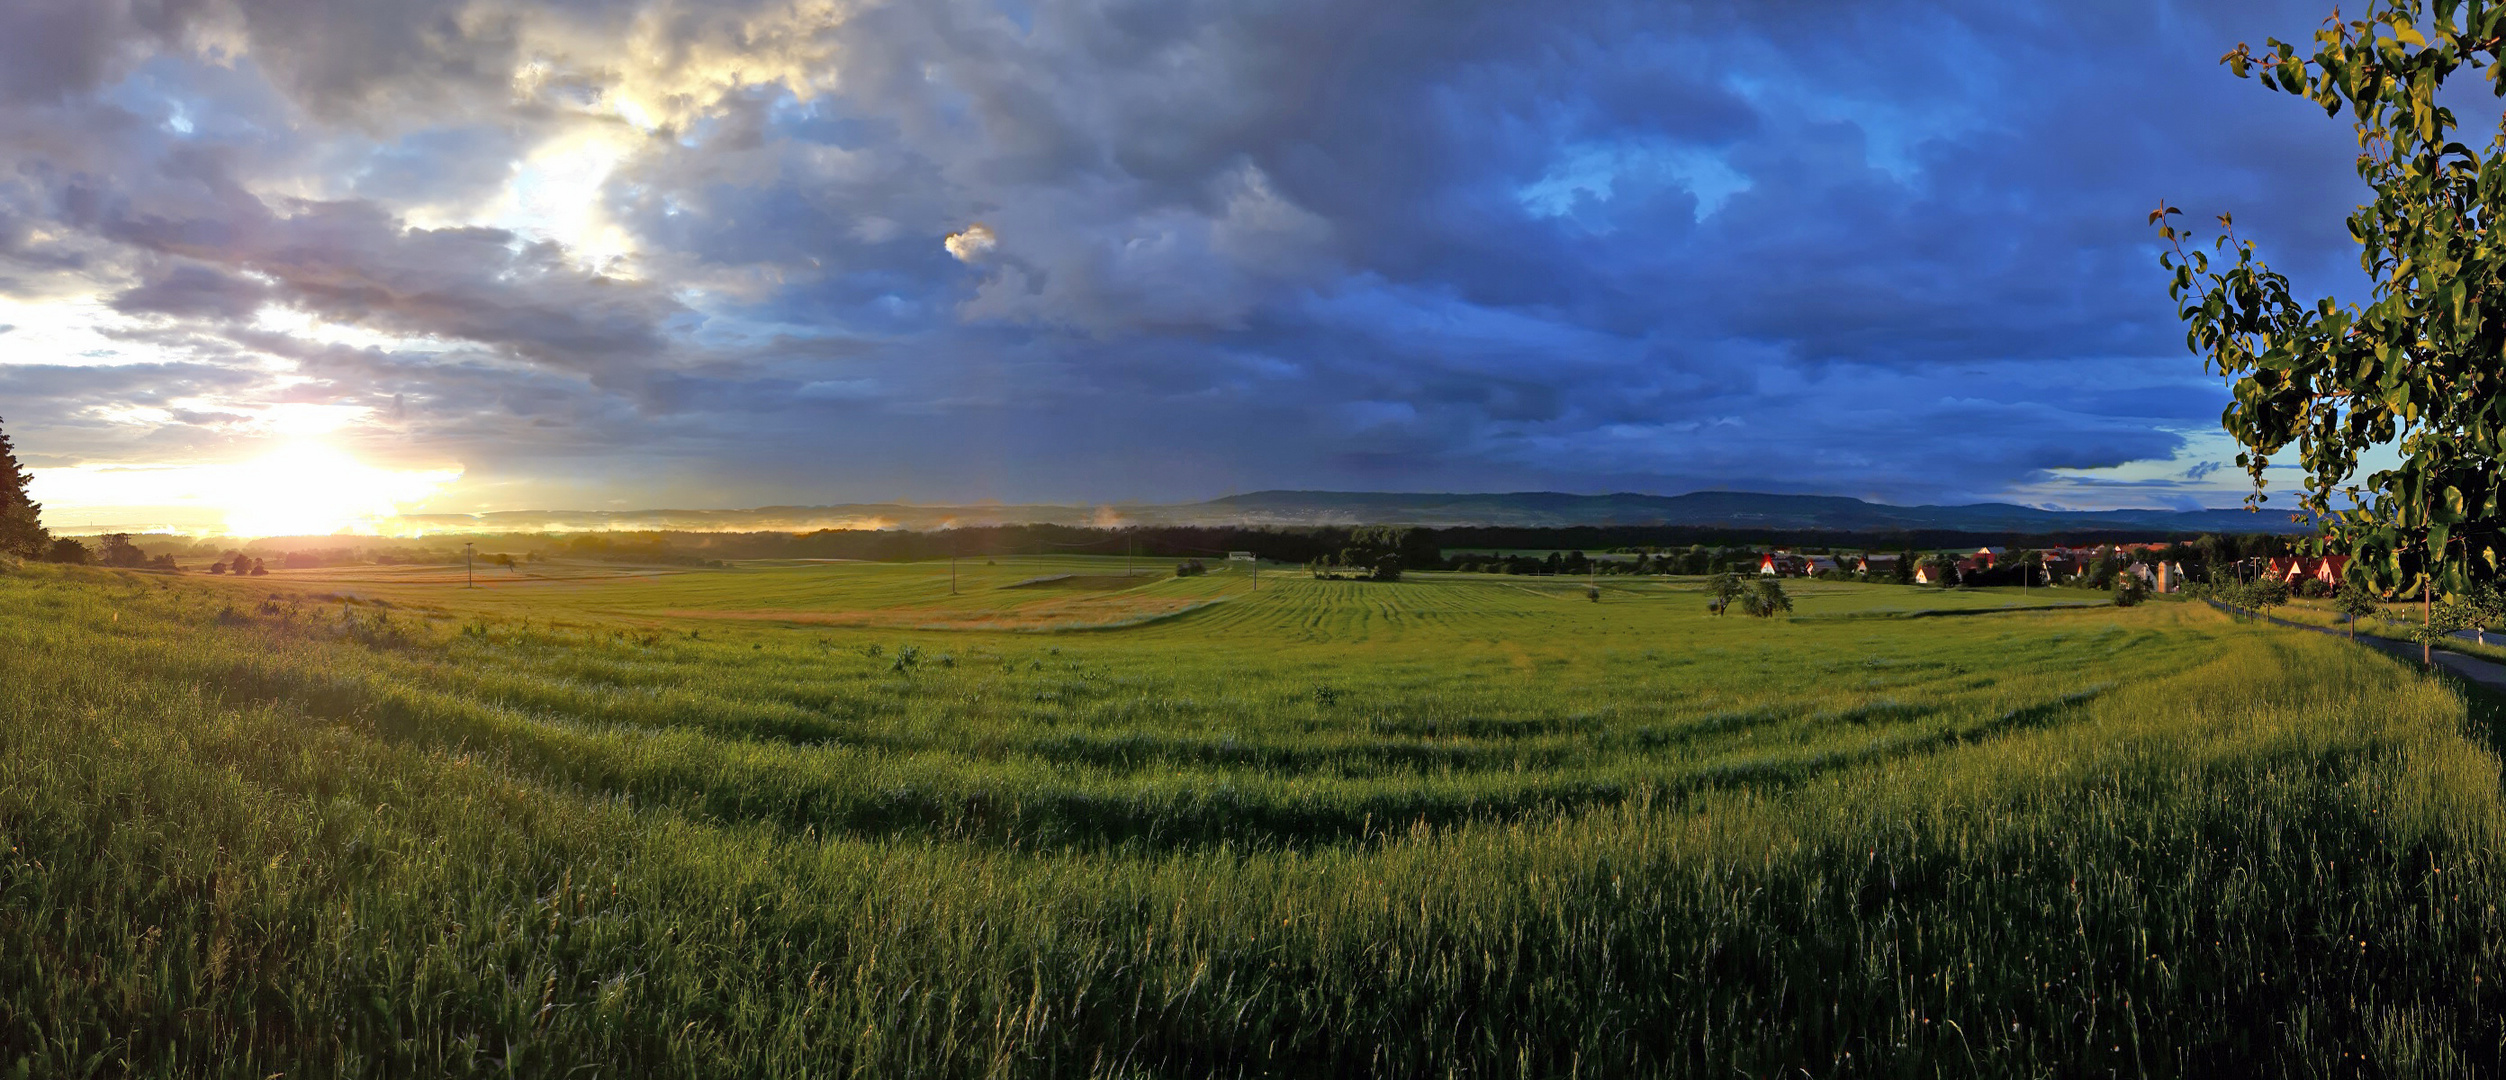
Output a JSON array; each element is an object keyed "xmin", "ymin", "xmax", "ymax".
[
  {"xmin": 1191, "ymin": 490, "xmax": 2317, "ymax": 534},
  {"xmin": 391, "ymin": 490, "xmax": 2315, "ymax": 536}
]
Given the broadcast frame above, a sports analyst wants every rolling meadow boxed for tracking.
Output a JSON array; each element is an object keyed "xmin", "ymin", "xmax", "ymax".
[{"xmin": 6, "ymin": 556, "xmax": 2506, "ymax": 1075}]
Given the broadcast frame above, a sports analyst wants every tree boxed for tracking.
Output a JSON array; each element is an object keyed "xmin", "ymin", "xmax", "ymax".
[
  {"xmin": 1742, "ymin": 577, "xmax": 1793, "ymax": 618},
  {"xmin": 2253, "ymin": 577, "xmax": 2293, "ymax": 613},
  {"xmin": 46, "ymin": 537, "xmax": 89, "ymax": 564},
  {"xmin": 0, "ymin": 417, "xmax": 44, "ymax": 560},
  {"xmin": 2335, "ymin": 581, "xmax": 2382, "ymax": 639},
  {"xmin": 2467, "ymin": 580, "xmax": 2506, "ymax": 645},
  {"xmin": 2115, "ymin": 568, "xmax": 2150, "ymax": 607},
  {"xmin": 1923, "ymin": 552, "xmax": 1961, "ymax": 587},
  {"xmin": 1706, "ymin": 572, "xmax": 1746, "ymax": 616},
  {"xmin": 98, "ymin": 532, "xmax": 144, "ymax": 568},
  {"xmin": 2162, "ymin": 2, "xmax": 2506, "ymax": 663}
]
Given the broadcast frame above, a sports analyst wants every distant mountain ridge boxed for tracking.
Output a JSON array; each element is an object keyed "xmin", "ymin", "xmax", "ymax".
[
  {"xmin": 386, "ymin": 489, "xmax": 2315, "ymax": 536},
  {"xmin": 1196, "ymin": 490, "xmax": 2316, "ymax": 533}
]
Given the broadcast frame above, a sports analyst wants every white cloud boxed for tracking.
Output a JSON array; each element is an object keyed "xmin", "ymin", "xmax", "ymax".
[{"xmin": 943, "ymin": 223, "xmax": 999, "ymax": 262}]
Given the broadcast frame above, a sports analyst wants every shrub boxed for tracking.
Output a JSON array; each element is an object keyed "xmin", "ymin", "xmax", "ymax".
[{"xmin": 1176, "ymin": 560, "xmax": 1207, "ymax": 577}]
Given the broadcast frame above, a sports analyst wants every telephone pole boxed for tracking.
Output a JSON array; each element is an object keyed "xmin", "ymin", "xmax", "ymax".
[{"xmin": 464, "ymin": 542, "xmax": 475, "ymax": 589}]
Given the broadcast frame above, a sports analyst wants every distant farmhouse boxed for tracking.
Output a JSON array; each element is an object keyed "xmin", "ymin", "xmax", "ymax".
[
  {"xmin": 1747, "ymin": 541, "xmax": 2210, "ymax": 594},
  {"xmin": 2267, "ymin": 555, "xmax": 2350, "ymax": 588}
]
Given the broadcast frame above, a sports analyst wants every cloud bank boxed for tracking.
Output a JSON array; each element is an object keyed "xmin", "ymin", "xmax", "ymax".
[{"xmin": 0, "ymin": 0, "xmax": 2383, "ymax": 515}]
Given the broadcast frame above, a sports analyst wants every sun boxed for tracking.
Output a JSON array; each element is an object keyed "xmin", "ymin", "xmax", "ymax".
[{"xmin": 218, "ymin": 442, "xmax": 460, "ymax": 538}]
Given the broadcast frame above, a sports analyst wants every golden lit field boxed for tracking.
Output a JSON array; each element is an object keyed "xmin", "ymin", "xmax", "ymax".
[{"xmin": 5, "ymin": 559, "xmax": 2505, "ymax": 1075}]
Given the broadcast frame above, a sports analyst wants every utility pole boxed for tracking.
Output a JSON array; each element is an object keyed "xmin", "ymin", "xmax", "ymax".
[
  {"xmin": 464, "ymin": 542, "xmax": 475, "ymax": 589},
  {"xmin": 950, "ymin": 546, "xmax": 958, "ymax": 595}
]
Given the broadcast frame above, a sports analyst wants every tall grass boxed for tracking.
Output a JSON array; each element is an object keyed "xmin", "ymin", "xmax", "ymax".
[{"xmin": 4, "ymin": 563, "xmax": 2504, "ymax": 1075}]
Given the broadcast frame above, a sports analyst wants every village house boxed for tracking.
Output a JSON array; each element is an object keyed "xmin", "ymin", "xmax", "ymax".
[
  {"xmin": 2274, "ymin": 554, "xmax": 2350, "ymax": 587},
  {"xmin": 1971, "ymin": 546, "xmax": 2008, "ymax": 569},
  {"xmin": 2127, "ymin": 561, "xmax": 2189, "ymax": 592},
  {"xmin": 1757, "ymin": 551, "xmax": 1807, "ymax": 577},
  {"xmin": 1913, "ymin": 562, "xmax": 1957, "ymax": 586},
  {"xmin": 1857, "ymin": 554, "xmax": 1901, "ymax": 576}
]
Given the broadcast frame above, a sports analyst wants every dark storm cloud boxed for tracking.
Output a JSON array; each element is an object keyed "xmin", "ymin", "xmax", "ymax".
[{"xmin": 0, "ymin": 0, "xmax": 2396, "ymax": 508}]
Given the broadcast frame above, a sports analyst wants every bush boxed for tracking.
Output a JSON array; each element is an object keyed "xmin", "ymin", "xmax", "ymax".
[
  {"xmin": 1176, "ymin": 560, "xmax": 1207, "ymax": 578},
  {"xmin": 2296, "ymin": 577, "xmax": 2331, "ymax": 599},
  {"xmin": 46, "ymin": 538, "xmax": 89, "ymax": 564},
  {"xmin": 2114, "ymin": 573, "xmax": 2148, "ymax": 607}
]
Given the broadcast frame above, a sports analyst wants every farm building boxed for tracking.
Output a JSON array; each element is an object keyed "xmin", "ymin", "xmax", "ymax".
[{"xmin": 1914, "ymin": 563, "xmax": 1957, "ymax": 586}]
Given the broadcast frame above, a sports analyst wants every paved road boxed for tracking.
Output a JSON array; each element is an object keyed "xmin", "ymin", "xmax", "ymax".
[{"xmin": 2209, "ymin": 600, "xmax": 2506, "ymax": 693}]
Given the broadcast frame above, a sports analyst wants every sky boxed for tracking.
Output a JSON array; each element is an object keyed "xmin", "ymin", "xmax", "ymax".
[{"xmin": 0, "ymin": 0, "xmax": 2409, "ymax": 532}]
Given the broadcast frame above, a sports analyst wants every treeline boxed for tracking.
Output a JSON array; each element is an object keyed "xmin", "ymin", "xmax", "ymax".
[
  {"xmin": 1429, "ymin": 525, "xmax": 2300, "ymax": 554},
  {"xmin": 47, "ymin": 523, "xmax": 2311, "ymax": 574}
]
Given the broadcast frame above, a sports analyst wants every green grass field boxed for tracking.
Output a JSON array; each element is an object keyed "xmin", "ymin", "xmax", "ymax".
[{"xmin": 6, "ymin": 559, "xmax": 2506, "ymax": 1075}]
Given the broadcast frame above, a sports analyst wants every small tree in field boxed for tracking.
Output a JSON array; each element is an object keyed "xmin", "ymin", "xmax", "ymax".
[
  {"xmin": 2252, "ymin": 577, "xmax": 2293, "ymax": 614},
  {"xmin": 1705, "ymin": 572, "xmax": 1745, "ymax": 616},
  {"xmin": 2163, "ymin": 1, "xmax": 2506, "ymax": 663},
  {"xmin": 2335, "ymin": 582, "xmax": 2381, "ymax": 639},
  {"xmin": 2114, "ymin": 571, "xmax": 2149, "ymax": 607},
  {"xmin": 1742, "ymin": 578, "xmax": 1793, "ymax": 618},
  {"xmin": 2465, "ymin": 581, "xmax": 2506, "ymax": 645},
  {"xmin": 99, "ymin": 533, "xmax": 144, "ymax": 568}
]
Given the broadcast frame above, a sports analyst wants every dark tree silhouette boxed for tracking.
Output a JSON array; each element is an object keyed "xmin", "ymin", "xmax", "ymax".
[
  {"xmin": 0, "ymin": 417, "xmax": 46, "ymax": 560},
  {"xmin": 99, "ymin": 533, "xmax": 144, "ymax": 568}
]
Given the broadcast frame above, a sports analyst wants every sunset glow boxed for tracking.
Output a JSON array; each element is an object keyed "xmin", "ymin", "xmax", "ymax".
[{"xmin": 28, "ymin": 444, "xmax": 463, "ymax": 538}]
